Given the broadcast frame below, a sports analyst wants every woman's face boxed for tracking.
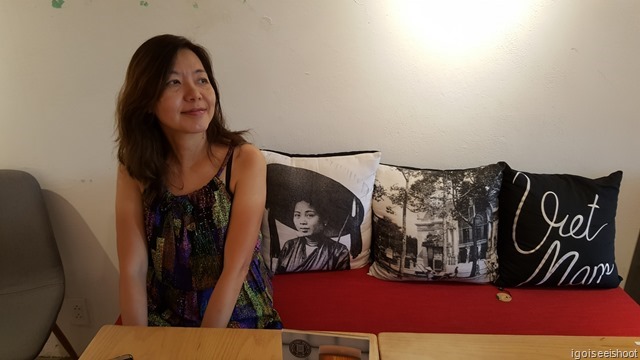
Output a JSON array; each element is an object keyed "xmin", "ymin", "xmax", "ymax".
[
  {"xmin": 153, "ymin": 49, "xmax": 216, "ymax": 139},
  {"xmin": 293, "ymin": 201, "xmax": 324, "ymax": 236}
]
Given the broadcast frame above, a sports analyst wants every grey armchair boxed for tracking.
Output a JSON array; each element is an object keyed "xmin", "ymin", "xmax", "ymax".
[{"xmin": 0, "ymin": 170, "xmax": 77, "ymax": 360}]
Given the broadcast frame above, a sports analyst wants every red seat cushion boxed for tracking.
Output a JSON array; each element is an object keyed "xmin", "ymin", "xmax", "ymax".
[{"xmin": 272, "ymin": 266, "xmax": 640, "ymax": 336}]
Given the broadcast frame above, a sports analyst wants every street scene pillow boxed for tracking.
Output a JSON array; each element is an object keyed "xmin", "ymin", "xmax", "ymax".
[
  {"xmin": 369, "ymin": 162, "xmax": 505, "ymax": 283},
  {"xmin": 496, "ymin": 163, "xmax": 623, "ymax": 288},
  {"xmin": 261, "ymin": 150, "xmax": 381, "ymax": 274}
]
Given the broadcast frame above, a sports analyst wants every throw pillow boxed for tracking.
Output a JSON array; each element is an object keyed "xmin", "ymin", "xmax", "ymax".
[
  {"xmin": 368, "ymin": 162, "xmax": 505, "ymax": 283},
  {"xmin": 496, "ymin": 163, "xmax": 623, "ymax": 288},
  {"xmin": 261, "ymin": 150, "xmax": 381, "ymax": 274}
]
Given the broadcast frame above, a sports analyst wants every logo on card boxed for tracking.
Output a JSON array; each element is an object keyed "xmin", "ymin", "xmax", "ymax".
[{"xmin": 289, "ymin": 339, "xmax": 312, "ymax": 358}]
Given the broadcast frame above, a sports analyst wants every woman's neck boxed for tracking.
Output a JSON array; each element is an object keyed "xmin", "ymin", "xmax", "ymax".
[
  {"xmin": 168, "ymin": 134, "xmax": 210, "ymax": 170},
  {"xmin": 303, "ymin": 233, "xmax": 325, "ymax": 247},
  {"xmin": 163, "ymin": 137, "xmax": 222, "ymax": 195}
]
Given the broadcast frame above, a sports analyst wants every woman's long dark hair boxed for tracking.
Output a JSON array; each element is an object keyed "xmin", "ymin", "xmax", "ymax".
[{"xmin": 115, "ymin": 34, "xmax": 246, "ymax": 199}]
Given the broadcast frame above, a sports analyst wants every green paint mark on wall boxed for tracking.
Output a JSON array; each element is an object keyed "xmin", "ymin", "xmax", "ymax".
[
  {"xmin": 140, "ymin": 1, "xmax": 149, "ymax": 6},
  {"xmin": 193, "ymin": 2, "xmax": 199, "ymax": 9},
  {"xmin": 52, "ymin": 0, "xmax": 65, "ymax": 8}
]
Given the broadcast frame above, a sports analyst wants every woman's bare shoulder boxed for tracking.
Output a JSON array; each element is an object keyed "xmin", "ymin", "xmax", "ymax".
[
  {"xmin": 117, "ymin": 164, "xmax": 145, "ymax": 193},
  {"xmin": 233, "ymin": 143, "xmax": 266, "ymax": 170}
]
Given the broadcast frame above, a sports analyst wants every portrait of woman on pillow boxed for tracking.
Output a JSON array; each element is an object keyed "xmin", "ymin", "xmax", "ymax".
[
  {"xmin": 265, "ymin": 163, "xmax": 364, "ymax": 274},
  {"xmin": 276, "ymin": 195, "xmax": 351, "ymax": 273}
]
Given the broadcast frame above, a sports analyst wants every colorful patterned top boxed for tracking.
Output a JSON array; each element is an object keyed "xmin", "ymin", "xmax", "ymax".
[{"xmin": 143, "ymin": 146, "xmax": 282, "ymax": 328}]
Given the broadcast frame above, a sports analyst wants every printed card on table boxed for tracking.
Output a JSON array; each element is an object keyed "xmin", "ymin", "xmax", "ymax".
[{"xmin": 282, "ymin": 329, "xmax": 371, "ymax": 360}]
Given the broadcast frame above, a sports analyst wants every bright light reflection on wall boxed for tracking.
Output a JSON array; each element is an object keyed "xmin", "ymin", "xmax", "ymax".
[{"xmin": 393, "ymin": 1, "xmax": 532, "ymax": 58}]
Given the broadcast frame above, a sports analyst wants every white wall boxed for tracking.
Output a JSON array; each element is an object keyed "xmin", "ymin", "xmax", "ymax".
[{"xmin": 1, "ymin": 0, "xmax": 639, "ymax": 354}]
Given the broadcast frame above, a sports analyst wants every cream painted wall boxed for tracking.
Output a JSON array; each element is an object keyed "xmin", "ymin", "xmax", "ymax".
[{"xmin": 1, "ymin": 0, "xmax": 639, "ymax": 354}]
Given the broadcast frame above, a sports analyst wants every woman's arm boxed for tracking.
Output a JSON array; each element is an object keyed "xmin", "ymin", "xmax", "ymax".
[
  {"xmin": 115, "ymin": 165, "xmax": 149, "ymax": 326},
  {"xmin": 276, "ymin": 239, "xmax": 295, "ymax": 274},
  {"xmin": 336, "ymin": 245, "xmax": 351, "ymax": 270},
  {"xmin": 201, "ymin": 144, "xmax": 266, "ymax": 328}
]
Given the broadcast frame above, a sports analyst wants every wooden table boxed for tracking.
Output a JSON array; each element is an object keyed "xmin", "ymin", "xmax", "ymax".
[
  {"xmin": 79, "ymin": 325, "xmax": 282, "ymax": 359},
  {"xmin": 80, "ymin": 325, "xmax": 379, "ymax": 360},
  {"xmin": 378, "ymin": 332, "xmax": 640, "ymax": 360}
]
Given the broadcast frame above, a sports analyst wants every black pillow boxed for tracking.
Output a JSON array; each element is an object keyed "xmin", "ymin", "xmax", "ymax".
[{"xmin": 496, "ymin": 162, "xmax": 622, "ymax": 288}]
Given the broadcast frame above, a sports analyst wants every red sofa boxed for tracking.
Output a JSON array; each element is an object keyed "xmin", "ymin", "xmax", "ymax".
[{"xmin": 272, "ymin": 265, "xmax": 640, "ymax": 336}]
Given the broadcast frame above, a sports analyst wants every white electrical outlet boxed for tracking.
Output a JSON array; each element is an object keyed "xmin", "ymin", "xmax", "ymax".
[{"xmin": 68, "ymin": 298, "xmax": 90, "ymax": 325}]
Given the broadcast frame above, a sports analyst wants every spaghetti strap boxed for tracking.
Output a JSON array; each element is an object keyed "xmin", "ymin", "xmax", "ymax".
[{"xmin": 215, "ymin": 145, "xmax": 235, "ymax": 178}]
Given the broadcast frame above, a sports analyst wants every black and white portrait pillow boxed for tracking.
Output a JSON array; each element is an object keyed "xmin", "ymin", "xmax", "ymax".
[
  {"xmin": 261, "ymin": 150, "xmax": 381, "ymax": 274},
  {"xmin": 369, "ymin": 162, "xmax": 504, "ymax": 283},
  {"xmin": 496, "ymin": 163, "xmax": 623, "ymax": 288}
]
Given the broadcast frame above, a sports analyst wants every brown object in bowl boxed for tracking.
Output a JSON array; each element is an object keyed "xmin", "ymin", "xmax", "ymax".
[{"xmin": 318, "ymin": 344, "xmax": 362, "ymax": 360}]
